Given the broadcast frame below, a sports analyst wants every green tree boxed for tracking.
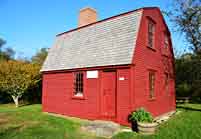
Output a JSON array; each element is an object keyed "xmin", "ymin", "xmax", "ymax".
[
  {"xmin": 0, "ymin": 48, "xmax": 15, "ymax": 61},
  {"xmin": 0, "ymin": 38, "xmax": 6, "ymax": 60},
  {"xmin": 168, "ymin": 0, "xmax": 201, "ymax": 101},
  {"xmin": 31, "ymin": 48, "xmax": 48, "ymax": 65},
  {"xmin": 0, "ymin": 38, "xmax": 6, "ymax": 49},
  {"xmin": 169, "ymin": 0, "xmax": 201, "ymax": 55},
  {"xmin": 0, "ymin": 60, "xmax": 40, "ymax": 107},
  {"xmin": 175, "ymin": 54, "xmax": 201, "ymax": 99},
  {"xmin": 0, "ymin": 38, "xmax": 15, "ymax": 61},
  {"xmin": 24, "ymin": 48, "xmax": 48, "ymax": 104}
]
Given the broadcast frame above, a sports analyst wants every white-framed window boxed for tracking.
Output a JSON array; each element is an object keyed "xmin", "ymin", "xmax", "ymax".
[
  {"xmin": 148, "ymin": 19, "xmax": 155, "ymax": 48},
  {"xmin": 74, "ymin": 72, "xmax": 84, "ymax": 97}
]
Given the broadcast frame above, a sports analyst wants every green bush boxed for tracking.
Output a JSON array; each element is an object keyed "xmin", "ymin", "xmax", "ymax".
[
  {"xmin": 129, "ymin": 108, "xmax": 153, "ymax": 123},
  {"xmin": 176, "ymin": 83, "xmax": 191, "ymax": 97}
]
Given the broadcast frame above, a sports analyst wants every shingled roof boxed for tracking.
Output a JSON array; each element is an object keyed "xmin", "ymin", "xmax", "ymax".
[{"xmin": 41, "ymin": 8, "xmax": 143, "ymax": 72}]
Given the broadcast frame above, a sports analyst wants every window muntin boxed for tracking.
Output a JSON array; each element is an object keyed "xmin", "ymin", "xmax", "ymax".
[
  {"xmin": 149, "ymin": 71, "xmax": 155, "ymax": 99},
  {"xmin": 74, "ymin": 72, "xmax": 83, "ymax": 97},
  {"xmin": 148, "ymin": 20, "xmax": 155, "ymax": 48}
]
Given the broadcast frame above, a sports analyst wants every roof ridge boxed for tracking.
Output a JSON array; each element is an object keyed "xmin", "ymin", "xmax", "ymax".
[
  {"xmin": 56, "ymin": 7, "xmax": 159, "ymax": 37},
  {"xmin": 42, "ymin": 9, "xmax": 143, "ymax": 71}
]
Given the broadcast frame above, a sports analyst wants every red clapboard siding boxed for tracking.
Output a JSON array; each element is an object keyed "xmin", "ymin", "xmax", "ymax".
[
  {"xmin": 42, "ymin": 71, "xmax": 100, "ymax": 119},
  {"xmin": 42, "ymin": 8, "xmax": 176, "ymax": 126},
  {"xmin": 132, "ymin": 8, "xmax": 176, "ymax": 117}
]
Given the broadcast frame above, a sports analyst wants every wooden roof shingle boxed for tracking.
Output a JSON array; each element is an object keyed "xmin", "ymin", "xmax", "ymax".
[{"xmin": 41, "ymin": 9, "xmax": 142, "ymax": 71}]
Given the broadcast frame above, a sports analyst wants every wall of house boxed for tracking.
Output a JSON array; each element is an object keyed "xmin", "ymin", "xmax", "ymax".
[
  {"xmin": 132, "ymin": 8, "xmax": 176, "ymax": 117},
  {"xmin": 116, "ymin": 68, "xmax": 132, "ymax": 125},
  {"xmin": 42, "ymin": 8, "xmax": 176, "ymax": 126},
  {"xmin": 42, "ymin": 67, "xmax": 132, "ymax": 125},
  {"xmin": 42, "ymin": 71, "xmax": 101, "ymax": 119}
]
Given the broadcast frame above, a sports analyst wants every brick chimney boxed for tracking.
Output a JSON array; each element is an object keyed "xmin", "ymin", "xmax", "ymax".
[{"xmin": 78, "ymin": 7, "xmax": 97, "ymax": 27}]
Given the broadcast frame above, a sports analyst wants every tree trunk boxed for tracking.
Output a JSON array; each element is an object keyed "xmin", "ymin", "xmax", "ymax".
[{"xmin": 11, "ymin": 95, "xmax": 19, "ymax": 107}]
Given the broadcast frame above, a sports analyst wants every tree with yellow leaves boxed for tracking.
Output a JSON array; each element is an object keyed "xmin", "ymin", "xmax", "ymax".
[{"xmin": 0, "ymin": 60, "xmax": 40, "ymax": 107}]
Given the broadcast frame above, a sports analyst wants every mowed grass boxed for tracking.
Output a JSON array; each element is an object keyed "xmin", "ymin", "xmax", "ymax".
[
  {"xmin": 112, "ymin": 103, "xmax": 201, "ymax": 139},
  {"xmin": 0, "ymin": 103, "xmax": 201, "ymax": 139},
  {"xmin": 0, "ymin": 104, "xmax": 104, "ymax": 139}
]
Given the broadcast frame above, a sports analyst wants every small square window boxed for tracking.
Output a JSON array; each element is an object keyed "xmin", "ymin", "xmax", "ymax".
[{"xmin": 74, "ymin": 72, "xmax": 84, "ymax": 97}]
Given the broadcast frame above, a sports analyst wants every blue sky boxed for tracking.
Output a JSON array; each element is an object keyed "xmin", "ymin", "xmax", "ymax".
[{"xmin": 0, "ymin": 0, "xmax": 186, "ymax": 59}]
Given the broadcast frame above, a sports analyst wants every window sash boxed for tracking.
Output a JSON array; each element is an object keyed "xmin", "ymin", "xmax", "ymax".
[
  {"xmin": 148, "ymin": 21, "xmax": 155, "ymax": 48},
  {"xmin": 74, "ymin": 72, "xmax": 83, "ymax": 96},
  {"xmin": 149, "ymin": 72, "xmax": 155, "ymax": 98}
]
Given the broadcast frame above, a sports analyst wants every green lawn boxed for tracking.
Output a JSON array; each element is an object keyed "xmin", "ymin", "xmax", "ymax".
[{"xmin": 0, "ymin": 103, "xmax": 201, "ymax": 139}]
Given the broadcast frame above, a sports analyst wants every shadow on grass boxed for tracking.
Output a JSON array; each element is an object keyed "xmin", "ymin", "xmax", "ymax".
[
  {"xmin": 18, "ymin": 100, "xmax": 41, "ymax": 107},
  {"xmin": 0, "ymin": 125, "xmax": 22, "ymax": 137},
  {"xmin": 176, "ymin": 105, "xmax": 201, "ymax": 112},
  {"xmin": 19, "ymin": 103, "xmax": 33, "ymax": 107}
]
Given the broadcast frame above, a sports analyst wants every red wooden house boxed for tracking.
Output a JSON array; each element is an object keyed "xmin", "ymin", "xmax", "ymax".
[{"xmin": 41, "ymin": 7, "xmax": 176, "ymax": 126}]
